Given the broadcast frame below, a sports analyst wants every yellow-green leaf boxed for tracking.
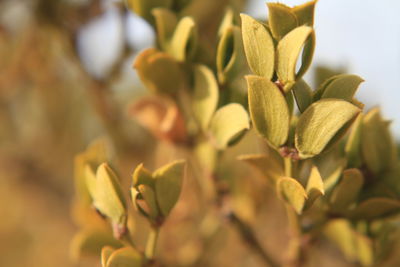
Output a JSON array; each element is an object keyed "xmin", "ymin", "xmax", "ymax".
[
  {"xmin": 292, "ymin": 79, "xmax": 312, "ymax": 113},
  {"xmin": 168, "ymin": 16, "xmax": 198, "ymax": 61},
  {"xmin": 217, "ymin": 26, "xmax": 244, "ymax": 84},
  {"xmin": 277, "ymin": 177, "xmax": 307, "ymax": 214},
  {"xmin": 94, "ymin": 163, "xmax": 127, "ymax": 224},
  {"xmin": 330, "ymin": 168, "xmax": 364, "ymax": 211},
  {"xmin": 85, "ymin": 164, "xmax": 98, "ymax": 202},
  {"xmin": 314, "ymin": 74, "xmax": 364, "ymax": 102},
  {"xmin": 70, "ymin": 230, "xmax": 122, "ymax": 261},
  {"xmin": 361, "ymin": 108, "xmax": 397, "ymax": 174},
  {"xmin": 345, "ymin": 114, "xmax": 363, "ymax": 168},
  {"xmin": 218, "ymin": 8, "xmax": 235, "ymax": 37},
  {"xmin": 152, "ymin": 8, "xmax": 177, "ymax": 50},
  {"xmin": 240, "ymin": 14, "xmax": 275, "ymax": 79},
  {"xmin": 101, "ymin": 246, "xmax": 115, "ymax": 267},
  {"xmin": 138, "ymin": 184, "xmax": 159, "ymax": 219},
  {"xmin": 154, "ymin": 160, "xmax": 186, "ymax": 216},
  {"xmin": 267, "ymin": 3, "xmax": 298, "ymax": 39},
  {"xmin": 295, "ymin": 99, "xmax": 361, "ymax": 159},
  {"xmin": 134, "ymin": 48, "xmax": 184, "ymax": 95},
  {"xmin": 246, "ymin": 75, "xmax": 290, "ymax": 148},
  {"xmin": 292, "ymin": 1, "xmax": 317, "ymax": 26},
  {"xmin": 106, "ymin": 247, "xmax": 142, "ymax": 267},
  {"xmin": 238, "ymin": 154, "xmax": 284, "ymax": 184},
  {"xmin": 192, "ymin": 64, "xmax": 219, "ymax": 131},
  {"xmin": 304, "ymin": 166, "xmax": 324, "ymax": 209},
  {"xmin": 132, "ymin": 163, "xmax": 154, "ymax": 188},
  {"xmin": 126, "ymin": 0, "xmax": 172, "ymax": 23},
  {"xmin": 351, "ymin": 198, "xmax": 400, "ymax": 220},
  {"xmin": 276, "ymin": 26, "xmax": 315, "ymax": 92},
  {"xmin": 209, "ymin": 103, "xmax": 250, "ymax": 150}
]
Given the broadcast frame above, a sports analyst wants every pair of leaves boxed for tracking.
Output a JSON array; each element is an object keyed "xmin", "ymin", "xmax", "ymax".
[
  {"xmin": 324, "ymin": 219, "xmax": 373, "ymax": 266},
  {"xmin": 131, "ymin": 160, "xmax": 186, "ymax": 223},
  {"xmin": 267, "ymin": 1, "xmax": 316, "ymax": 39},
  {"xmin": 277, "ymin": 166, "xmax": 324, "ymax": 214},
  {"xmin": 153, "ymin": 10, "xmax": 198, "ymax": 61},
  {"xmin": 241, "ymin": 15, "xmax": 315, "ymax": 92},
  {"xmin": 101, "ymin": 246, "xmax": 142, "ymax": 267},
  {"xmin": 247, "ymin": 75, "xmax": 360, "ymax": 158},
  {"xmin": 86, "ymin": 163, "xmax": 127, "ymax": 226},
  {"xmin": 134, "ymin": 48, "xmax": 184, "ymax": 95},
  {"xmin": 361, "ymin": 108, "xmax": 397, "ymax": 174}
]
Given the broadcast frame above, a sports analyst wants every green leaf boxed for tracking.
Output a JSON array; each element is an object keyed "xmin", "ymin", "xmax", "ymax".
[
  {"xmin": 127, "ymin": 0, "xmax": 172, "ymax": 23},
  {"xmin": 304, "ymin": 166, "xmax": 324, "ymax": 209},
  {"xmin": 361, "ymin": 108, "xmax": 397, "ymax": 174},
  {"xmin": 314, "ymin": 74, "xmax": 364, "ymax": 103},
  {"xmin": 292, "ymin": 79, "xmax": 312, "ymax": 113},
  {"xmin": 276, "ymin": 26, "xmax": 315, "ymax": 92},
  {"xmin": 106, "ymin": 247, "xmax": 142, "ymax": 267},
  {"xmin": 238, "ymin": 154, "xmax": 284, "ymax": 184},
  {"xmin": 168, "ymin": 16, "xmax": 198, "ymax": 61},
  {"xmin": 154, "ymin": 160, "xmax": 186, "ymax": 216},
  {"xmin": 70, "ymin": 230, "xmax": 122, "ymax": 261},
  {"xmin": 192, "ymin": 64, "xmax": 219, "ymax": 131},
  {"xmin": 209, "ymin": 103, "xmax": 250, "ymax": 150},
  {"xmin": 132, "ymin": 163, "xmax": 154, "ymax": 188},
  {"xmin": 267, "ymin": 3, "xmax": 298, "ymax": 40},
  {"xmin": 330, "ymin": 168, "xmax": 364, "ymax": 211},
  {"xmin": 277, "ymin": 177, "xmax": 307, "ymax": 214},
  {"xmin": 101, "ymin": 246, "xmax": 115, "ymax": 267},
  {"xmin": 138, "ymin": 184, "xmax": 159, "ymax": 219},
  {"xmin": 217, "ymin": 26, "xmax": 244, "ymax": 84},
  {"xmin": 246, "ymin": 75, "xmax": 290, "ymax": 148},
  {"xmin": 218, "ymin": 8, "xmax": 235, "ymax": 37},
  {"xmin": 134, "ymin": 49, "xmax": 184, "ymax": 95},
  {"xmin": 295, "ymin": 99, "xmax": 361, "ymax": 159},
  {"xmin": 152, "ymin": 8, "xmax": 177, "ymax": 50},
  {"xmin": 351, "ymin": 198, "xmax": 400, "ymax": 220},
  {"xmin": 240, "ymin": 14, "xmax": 275, "ymax": 79},
  {"xmin": 345, "ymin": 114, "xmax": 363, "ymax": 168},
  {"xmin": 85, "ymin": 164, "xmax": 98, "ymax": 202},
  {"xmin": 94, "ymin": 163, "xmax": 127, "ymax": 225},
  {"xmin": 292, "ymin": 1, "xmax": 317, "ymax": 26}
]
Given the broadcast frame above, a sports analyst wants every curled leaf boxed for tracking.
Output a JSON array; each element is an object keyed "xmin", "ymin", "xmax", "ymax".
[
  {"xmin": 217, "ymin": 26, "xmax": 244, "ymax": 84},
  {"xmin": 330, "ymin": 168, "xmax": 364, "ymax": 211},
  {"xmin": 240, "ymin": 14, "xmax": 275, "ymax": 79},
  {"xmin": 276, "ymin": 26, "xmax": 315, "ymax": 92},
  {"xmin": 106, "ymin": 247, "xmax": 142, "ymax": 267},
  {"xmin": 209, "ymin": 103, "xmax": 250, "ymax": 150},
  {"xmin": 267, "ymin": 3, "xmax": 298, "ymax": 39},
  {"xmin": 345, "ymin": 114, "xmax": 363, "ymax": 168},
  {"xmin": 152, "ymin": 8, "xmax": 178, "ymax": 50},
  {"xmin": 154, "ymin": 160, "xmax": 186, "ymax": 216},
  {"xmin": 134, "ymin": 48, "xmax": 184, "ymax": 95},
  {"xmin": 101, "ymin": 246, "xmax": 115, "ymax": 267},
  {"xmin": 246, "ymin": 75, "xmax": 290, "ymax": 148},
  {"xmin": 292, "ymin": 79, "xmax": 312, "ymax": 113},
  {"xmin": 292, "ymin": 0, "xmax": 317, "ymax": 26},
  {"xmin": 277, "ymin": 177, "xmax": 307, "ymax": 214},
  {"xmin": 295, "ymin": 99, "xmax": 361, "ymax": 159},
  {"xmin": 304, "ymin": 166, "xmax": 324, "ymax": 209},
  {"xmin": 126, "ymin": 0, "xmax": 172, "ymax": 23},
  {"xmin": 168, "ymin": 16, "xmax": 198, "ymax": 61},
  {"xmin": 314, "ymin": 74, "xmax": 364, "ymax": 103},
  {"xmin": 191, "ymin": 64, "xmax": 219, "ymax": 131},
  {"xmin": 361, "ymin": 108, "xmax": 397, "ymax": 174},
  {"xmin": 93, "ymin": 163, "xmax": 127, "ymax": 225}
]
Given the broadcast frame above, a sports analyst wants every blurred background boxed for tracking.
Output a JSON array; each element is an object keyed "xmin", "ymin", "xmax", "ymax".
[{"xmin": 0, "ymin": 0, "xmax": 399, "ymax": 266}]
